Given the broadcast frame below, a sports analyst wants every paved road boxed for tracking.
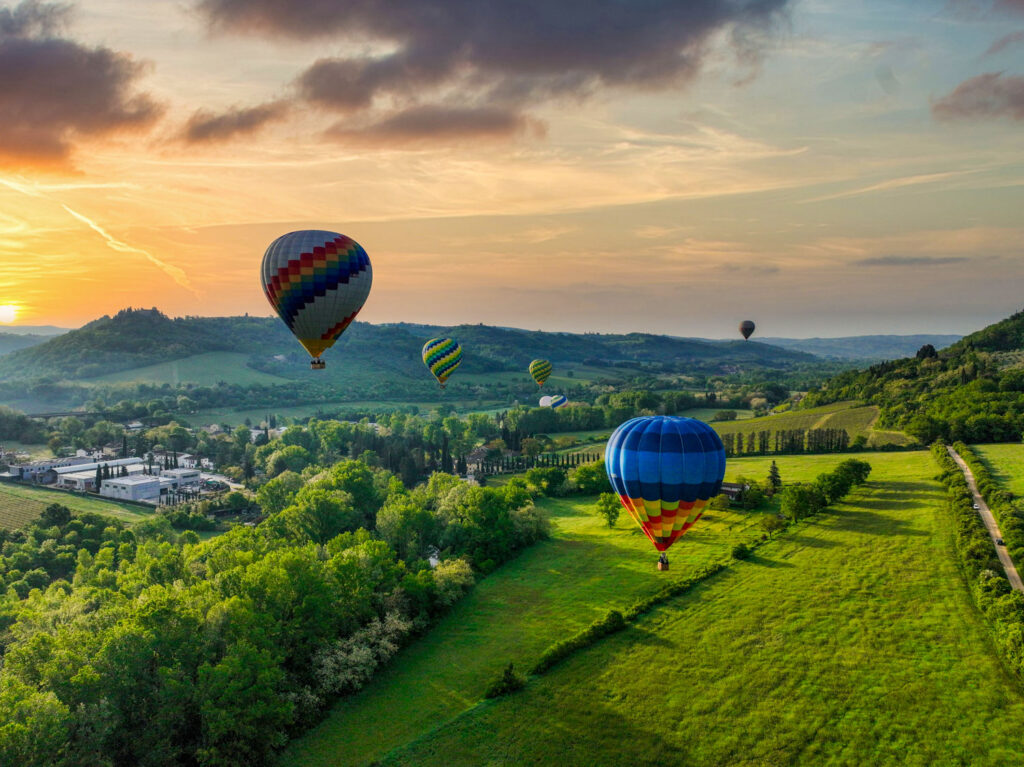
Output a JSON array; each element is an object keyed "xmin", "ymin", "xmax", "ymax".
[{"xmin": 947, "ymin": 446, "xmax": 1024, "ymax": 592}]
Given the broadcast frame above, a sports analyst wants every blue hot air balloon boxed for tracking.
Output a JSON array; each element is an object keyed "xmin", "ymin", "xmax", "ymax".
[{"xmin": 605, "ymin": 416, "xmax": 725, "ymax": 560}]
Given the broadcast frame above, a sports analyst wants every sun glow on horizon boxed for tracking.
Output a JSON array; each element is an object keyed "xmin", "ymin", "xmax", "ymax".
[{"xmin": 0, "ymin": 305, "xmax": 19, "ymax": 324}]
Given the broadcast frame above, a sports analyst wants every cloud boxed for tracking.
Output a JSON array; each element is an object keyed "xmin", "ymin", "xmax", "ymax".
[
  {"xmin": 0, "ymin": 0, "xmax": 161, "ymax": 165},
  {"xmin": 183, "ymin": 100, "xmax": 288, "ymax": 143},
  {"xmin": 933, "ymin": 72, "xmax": 1024, "ymax": 121},
  {"xmin": 985, "ymin": 31, "xmax": 1024, "ymax": 55},
  {"xmin": 326, "ymin": 105, "xmax": 544, "ymax": 145},
  {"xmin": 855, "ymin": 255, "xmax": 969, "ymax": 267},
  {"xmin": 199, "ymin": 0, "xmax": 791, "ymax": 145}
]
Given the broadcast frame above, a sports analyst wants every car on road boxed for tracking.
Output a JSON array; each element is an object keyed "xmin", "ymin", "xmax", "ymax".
[
  {"xmin": 973, "ymin": 503, "xmax": 980, "ymax": 509},
  {"xmin": 996, "ymin": 538, "xmax": 1005, "ymax": 546}
]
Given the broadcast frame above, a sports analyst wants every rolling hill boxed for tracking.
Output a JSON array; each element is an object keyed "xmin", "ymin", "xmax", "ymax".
[
  {"xmin": 0, "ymin": 308, "xmax": 819, "ymax": 385},
  {"xmin": 757, "ymin": 333, "xmax": 961, "ymax": 361},
  {"xmin": 0, "ymin": 332, "xmax": 52, "ymax": 357}
]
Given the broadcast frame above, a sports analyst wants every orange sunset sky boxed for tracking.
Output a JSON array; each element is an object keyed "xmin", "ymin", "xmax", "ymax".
[{"xmin": 1, "ymin": 0, "xmax": 1023, "ymax": 337}]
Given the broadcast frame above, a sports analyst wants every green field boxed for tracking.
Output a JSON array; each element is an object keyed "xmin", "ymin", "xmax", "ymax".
[
  {"xmin": 283, "ymin": 494, "xmax": 774, "ymax": 766},
  {"xmin": 972, "ymin": 443, "xmax": 1024, "ymax": 497},
  {"xmin": 284, "ymin": 450, "xmax": 1024, "ymax": 767},
  {"xmin": 185, "ymin": 398, "xmax": 509, "ymax": 427},
  {"xmin": 711, "ymin": 401, "xmax": 911, "ymax": 447},
  {"xmin": 90, "ymin": 352, "xmax": 290, "ymax": 386},
  {"xmin": 0, "ymin": 482, "xmax": 156, "ymax": 528}
]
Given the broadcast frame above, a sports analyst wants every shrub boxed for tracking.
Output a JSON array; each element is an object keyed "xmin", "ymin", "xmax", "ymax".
[
  {"xmin": 484, "ymin": 663, "xmax": 526, "ymax": 699},
  {"xmin": 731, "ymin": 543, "xmax": 751, "ymax": 560}
]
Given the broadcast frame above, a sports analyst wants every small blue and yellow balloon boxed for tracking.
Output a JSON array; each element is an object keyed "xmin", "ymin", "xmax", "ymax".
[
  {"xmin": 550, "ymin": 394, "xmax": 568, "ymax": 408},
  {"xmin": 422, "ymin": 337, "xmax": 463, "ymax": 388},
  {"xmin": 605, "ymin": 416, "xmax": 725, "ymax": 560}
]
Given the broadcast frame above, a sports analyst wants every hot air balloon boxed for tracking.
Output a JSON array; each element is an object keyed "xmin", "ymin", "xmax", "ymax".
[
  {"xmin": 261, "ymin": 230, "xmax": 372, "ymax": 369},
  {"xmin": 529, "ymin": 359, "xmax": 552, "ymax": 387},
  {"xmin": 605, "ymin": 416, "xmax": 725, "ymax": 566},
  {"xmin": 539, "ymin": 395, "xmax": 553, "ymax": 408},
  {"xmin": 422, "ymin": 337, "xmax": 463, "ymax": 388},
  {"xmin": 739, "ymin": 320, "xmax": 756, "ymax": 340},
  {"xmin": 550, "ymin": 394, "xmax": 568, "ymax": 408}
]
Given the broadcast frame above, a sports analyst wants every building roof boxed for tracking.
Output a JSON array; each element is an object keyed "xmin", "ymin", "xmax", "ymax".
[{"xmin": 106, "ymin": 475, "xmax": 161, "ymax": 486}]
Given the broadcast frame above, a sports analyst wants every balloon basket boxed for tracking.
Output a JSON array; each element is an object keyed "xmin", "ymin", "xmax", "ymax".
[
  {"xmin": 657, "ymin": 561, "xmax": 669, "ymax": 572},
  {"xmin": 311, "ymin": 358, "xmax": 326, "ymax": 370}
]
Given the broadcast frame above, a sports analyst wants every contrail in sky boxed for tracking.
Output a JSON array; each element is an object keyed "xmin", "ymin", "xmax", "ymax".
[{"xmin": 61, "ymin": 205, "xmax": 196, "ymax": 294}]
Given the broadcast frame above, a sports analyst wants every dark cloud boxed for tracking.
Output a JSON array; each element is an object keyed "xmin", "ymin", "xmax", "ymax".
[
  {"xmin": 0, "ymin": 0, "xmax": 67, "ymax": 37},
  {"xmin": 0, "ymin": 0, "xmax": 161, "ymax": 165},
  {"xmin": 985, "ymin": 30, "xmax": 1024, "ymax": 55},
  {"xmin": 183, "ymin": 100, "xmax": 287, "ymax": 143},
  {"xmin": 932, "ymin": 72, "xmax": 1024, "ymax": 121},
  {"xmin": 199, "ymin": 0, "xmax": 790, "ymax": 145},
  {"xmin": 326, "ymin": 105, "xmax": 543, "ymax": 145},
  {"xmin": 855, "ymin": 256, "xmax": 968, "ymax": 267}
]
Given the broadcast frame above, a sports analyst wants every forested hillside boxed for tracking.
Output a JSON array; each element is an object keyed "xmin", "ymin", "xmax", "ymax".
[{"xmin": 803, "ymin": 309, "xmax": 1024, "ymax": 443}]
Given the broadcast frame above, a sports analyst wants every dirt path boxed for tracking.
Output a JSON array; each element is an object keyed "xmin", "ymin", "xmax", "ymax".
[{"xmin": 947, "ymin": 446, "xmax": 1024, "ymax": 592}]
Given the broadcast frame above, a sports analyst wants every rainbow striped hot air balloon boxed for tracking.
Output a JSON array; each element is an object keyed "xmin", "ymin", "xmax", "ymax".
[
  {"xmin": 261, "ymin": 230, "xmax": 372, "ymax": 369},
  {"xmin": 605, "ymin": 416, "xmax": 725, "ymax": 564},
  {"xmin": 422, "ymin": 337, "xmax": 463, "ymax": 388},
  {"xmin": 529, "ymin": 359, "xmax": 552, "ymax": 387},
  {"xmin": 550, "ymin": 394, "xmax": 568, "ymax": 408}
]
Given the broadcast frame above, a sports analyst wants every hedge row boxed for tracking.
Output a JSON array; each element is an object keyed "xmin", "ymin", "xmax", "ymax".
[
  {"xmin": 952, "ymin": 442, "xmax": 1024, "ymax": 566},
  {"xmin": 932, "ymin": 441, "xmax": 1024, "ymax": 678}
]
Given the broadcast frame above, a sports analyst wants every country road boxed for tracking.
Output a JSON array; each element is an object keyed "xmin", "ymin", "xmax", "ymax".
[{"xmin": 947, "ymin": 446, "xmax": 1024, "ymax": 592}]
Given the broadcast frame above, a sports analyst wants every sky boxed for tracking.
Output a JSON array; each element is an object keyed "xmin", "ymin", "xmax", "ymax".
[{"xmin": 0, "ymin": 0, "xmax": 1022, "ymax": 338}]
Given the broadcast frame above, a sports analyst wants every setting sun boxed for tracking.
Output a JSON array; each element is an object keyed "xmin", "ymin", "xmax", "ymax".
[{"xmin": 0, "ymin": 305, "xmax": 18, "ymax": 324}]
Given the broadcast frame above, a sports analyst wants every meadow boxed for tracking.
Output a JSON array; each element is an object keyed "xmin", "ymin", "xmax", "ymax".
[
  {"xmin": 373, "ymin": 449, "xmax": 1024, "ymax": 766},
  {"xmin": 282, "ymin": 450, "xmax": 1022, "ymax": 767},
  {"xmin": 0, "ymin": 481, "xmax": 156, "ymax": 527},
  {"xmin": 282, "ymin": 493, "xmax": 774, "ymax": 766},
  {"xmin": 971, "ymin": 443, "xmax": 1024, "ymax": 497},
  {"xmin": 89, "ymin": 352, "xmax": 290, "ymax": 386},
  {"xmin": 711, "ymin": 401, "xmax": 912, "ymax": 447}
]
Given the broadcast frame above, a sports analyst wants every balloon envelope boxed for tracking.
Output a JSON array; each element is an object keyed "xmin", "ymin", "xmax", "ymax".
[
  {"xmin": 261, "ymin": 230, "xmax": 372, "ymax": 360},
  {"xmin": 605, "ymin": 416, "xmax": 726, "ymax": 552},
  {"xmin": 539, "ymin": 395, "xmax": 553, "ymax": 407},
  {"xmin": 422, "ymin": 337, "xmax": 463, "ymax": 387},
  {"xmin": 529, "ymin": 359, "xmax": 552, "ymax": 386},
  {"xmin": 739, "ymin": 320, "xmax": 756, "ymax": 340},
  {"xmin": 550, "ymin": 394, "xmax": 568, "ymax": 408}
]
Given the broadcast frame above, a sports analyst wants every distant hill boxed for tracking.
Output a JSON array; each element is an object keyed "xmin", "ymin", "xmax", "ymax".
[
  {"xmin": 0, "ymin": 333, "xmax": 52, "ymax": 357},
  {"xmin": 802, "ymin": 308, "xmax": 1024, "ymax": 443},
  {"xmin": 0, "ymin": 309, "xmax": 817, "ymax": 385},
  {"xmin": 0, "ymin": 325, "xmax": 69, "ymax": 336},
  {"xmin": 757, "ymin": 334, "xmax": 961, "ymax": 361}
]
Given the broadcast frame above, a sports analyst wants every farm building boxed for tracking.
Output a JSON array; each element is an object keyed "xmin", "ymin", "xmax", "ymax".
[
  {"xmin": 160, "ymin": 468, "xmax": 201, "ymax": 488},
  {"xmin": 101, "ymin": 475, "xmax": 162, "ymax": 502},
  {"xmin": 719, "ymin": 482, "xmax": 749, "ymax": 502}
]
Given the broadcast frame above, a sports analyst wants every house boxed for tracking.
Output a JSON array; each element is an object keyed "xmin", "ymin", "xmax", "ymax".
[
  {"xmin": 178, "ymin": 453, "xmax": 214, "ymax": 470},
  {"xmin": 101, "ymin": 475, "xmax": 162, "ymax": 502},
  {"xmin": 54, "ymin": 458, "xmax": 145, "ymax": 490},
  {"xmin": 719, "ymin": 482, "xmax": 749, "ymax": 502},
  {"xmin": 8, "ymin": 456, "xmax": 94, "ymax": 482}
]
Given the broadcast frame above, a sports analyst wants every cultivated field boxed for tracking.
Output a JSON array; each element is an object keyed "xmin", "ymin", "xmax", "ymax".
[
  {"xmin": 372, "ymin": 450, "xmax": 1024, "ymax": 766},
  {"xmin": 972, "ymin": 443, "xmax": 1024, "ymax": 497},
  {"xmin": 283, "ymin": 450, "xmax": 1021, "ymax": 767},
  {"xmin": 0, "ymin": 482, "xmax": 156, "ymax": 528},
  {"xmin": 712, "ymin": 401, "xmax": 912, "ymax": 447}
]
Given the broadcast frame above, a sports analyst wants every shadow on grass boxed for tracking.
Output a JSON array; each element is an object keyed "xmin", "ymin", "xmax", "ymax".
[
  {"xmin": 828, "ymin": 508, "xmax": 929, "ymax": 537},
  {"xmin": 746, "ymin": 553, "xmax": 795, "ymax": 568},
  {"xmin": 786, "ymin": 533, "xmax": 839, "ymax": 549}
]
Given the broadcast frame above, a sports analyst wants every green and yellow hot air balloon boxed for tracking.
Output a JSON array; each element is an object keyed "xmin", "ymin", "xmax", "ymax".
[
  {"xmin": 422, "ymin": 337, "xmax": 463, "ymax": 388},
  {"xmin": 529, "ymin": 358, "xmax": 552, "ymax": 387}
]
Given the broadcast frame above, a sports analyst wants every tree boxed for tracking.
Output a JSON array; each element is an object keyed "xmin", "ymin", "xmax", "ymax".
[
  {"xmin": 780, "ymin": 484, "xmax": 825, "ymax": 522},
  {"xmin": 916, "ymin": 343, "xmax": 938, "ymax": 360},
  {"xmin": 761, "ymin": 514, "xmax": 787, "ymax": 537},
  {"xmin": 768, "ymin": 461, "xmax": 781, "ymax": 491},
  {"xmin": 596, "ymin": 493, "xmax": 621, "ymax": 528},
  {"xmin": 256, "ymin": 472, "xmax": 304, "ymax": 514},
  {"xmin": 95, "ymin": 465, "xmax": 102, "ymax": 491}
]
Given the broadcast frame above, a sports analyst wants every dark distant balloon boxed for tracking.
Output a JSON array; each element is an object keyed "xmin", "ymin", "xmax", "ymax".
[{"xmin": 739, "ymin": 320, "xmax": 756, "ymax": 340}]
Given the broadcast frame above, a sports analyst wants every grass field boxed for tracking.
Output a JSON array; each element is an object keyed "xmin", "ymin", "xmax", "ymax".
[
  {"xmin": 185, "ymin": 399, "xmax": 508, "ymax": 427},
  {"xmin": 711, "ymin": 401, "xmax": 911, "ymax": 448},
  {"xmin": 369, "ymin": 449, "xmax": 1024, "ymax": 766},
  {"xmin": 89, "ymin": 352, "xmax": 290, "ymax": 386},
  {"xmin": 282, "ymin": 495, "xmax": 774, "ymax": 767},
  {"xmin": 282, "ymin": 450, "xmax": 1021, "ymax": 767},
  {"xmin": 0, "ymin": 482, "xmax": 156, "ymax": 528},
  {"xmin": 972, "ymin": 444, "xmax": 1024, "ymax": 497}
]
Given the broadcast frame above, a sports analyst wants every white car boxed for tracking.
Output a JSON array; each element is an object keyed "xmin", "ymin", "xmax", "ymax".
[{"xmin": 973, "ymin": 503, "xmax": 980, "ymax": 510}]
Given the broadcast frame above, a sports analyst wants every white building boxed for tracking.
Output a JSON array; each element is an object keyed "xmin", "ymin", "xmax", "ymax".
[
  {"xmin": 8, "ymin": 456, "xmax": 94, "ymax": 482},
  {"xmin": 178, "ymin": 453, "xmax": 214, "ymax": 470},
  {"xmin": 160, "ymin": 468, "xmax": 201, "ymax": 488},
  {"xmin": 100, "ymin": 475, "xmax": 162, "ymax": 502}
]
